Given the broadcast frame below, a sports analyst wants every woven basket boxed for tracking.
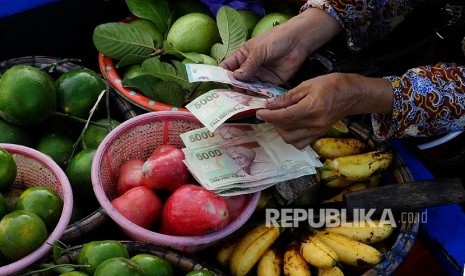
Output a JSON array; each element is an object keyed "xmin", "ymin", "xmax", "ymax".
[
  {"xmin": 91, "ymin": 111, "xmax": 261, "ymax": 253},
  {"xmin": 0, "ymin": 144, "xmax": 73, "ymax": 276},
  {"xmin": 342, "ymin": 119, "xmax": 419, "ymax": 276},
  {"xmin": 0, "ymin": 56, "xmax": 140, "ymax": 243},
  {"xmin": 26, "ymin": 240, "xmax": 227, "ymax": 275}
]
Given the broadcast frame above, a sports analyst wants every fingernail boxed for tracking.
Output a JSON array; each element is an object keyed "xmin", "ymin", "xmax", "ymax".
[
  {"xmin": 266, "ymin": 97, "xmax": 275, "ymax": 104},
  {"xmin": 235, "ymin": 68, "xmax": 244, "ymax": 74},
  {"xmin": 256, "ymin": 112, "xmax": 263, "ymax": 120}
]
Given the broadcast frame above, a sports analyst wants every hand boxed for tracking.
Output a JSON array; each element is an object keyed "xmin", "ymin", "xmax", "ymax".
[
  {"xmin": 255, "ymin": 73, "xmax": 393, "ymax": 149},
  {"xmin": 220, "ymin": 8, "xmax": 343, "ymax": 84}
]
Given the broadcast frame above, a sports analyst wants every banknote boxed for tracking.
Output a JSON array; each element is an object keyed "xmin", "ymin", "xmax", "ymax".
[
  {"xmin": 185, "ymin": 89, "xmax": 266, "ymax": 132},
  {"xmin": 185, "ymin": 63, "xmax": 288, "ymax": 97}
]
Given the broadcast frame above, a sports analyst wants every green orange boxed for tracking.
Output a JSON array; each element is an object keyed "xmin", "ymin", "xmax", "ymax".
[
  {"xmin": 37, "ymin": 132, "xmax": 74, "ymax": 168},
  {"xmin": 55, "ymin": 68, "xmax": 106, "ymax": 119},
  {"xmin": 94, "ymin": 257, "xmax": 144, "ymax": 276},
  {"xmin": 78, "ymin": 240, "xmax": 130, "ymax": 275},
  {"xmin": 131, "ymin": 254, "xmax": 174, "ymax": 276},
  {"xmin": 66, "ymin": 148, "xmax": 96, "ymax": 200},
  {"xmin": 81, "ymin": 118, "xmax": 120, "ymax": 149},
  {"xmin": 0, "ymin": 210, "xmax": 48, "ymax": 261},
  {"xmin": 0, "ymin": 119, "xmax": 34, "ymax": 147},
  {"xmin": 0, "ymin": 65, "xmax": 56, "ymax": 126}
]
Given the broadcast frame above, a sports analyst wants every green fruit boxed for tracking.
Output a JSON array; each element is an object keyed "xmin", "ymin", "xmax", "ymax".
[
  {"xmin": 60, "ymin": 272, "xmax": 90, "ymax": 276},
  {"xmin": 251, "ymin": 12, "xmax": 292, "ymax": 38},
  {"xmin": 37, "ymin": 132, "xmax": 74, "ymax": 168},
  {"xmin": 325, "ymin": 120, "xmax": 349, "ymax": 138},
  {"xmin": 123, "ymin": 64, "xmax": 144, "ymax": 80},
  {"xmin": 167, "ymin": 13, "xmax": 220, "ymax": 55},
  {"xmin": 130, "ymin": 19, "xmax": 164, "ymax": 48},
  {"xmin": 237, "ymin": 10, "xmax": 260, "ymax": 39},
  {"xmin": 55, "ymin": 68, "xmax": 106, "ymax": 119},
  {"xmin": 0, "ymin": 119, "xmax": 34, "ymax": 147},
  {"xmin": 4, "ymin": 187, "xmax": 23, "ymax": 211},
  {"xmin": 81, "ymin": 118, "xmax": 120, "ymax": 149},
  {"xmin": 78, "ymin": 240, "xmax": 130, "ymax": 275},
  {"xmin": 16, "ymin": 186, "xmax": 63, "ymax": 231},
  {"xmin": 94, "ymin": 257, "xmax": 144, "ymax": 276},
  {"xmin": 0, "ymin": 147, "xmax": 16, "ymax": 191},
  {"xmin": 185, "ymin": 270, "xmax": 216, "ymax": 276},
  {"xmin": 131, "ymin": 254, "xmax": 174, "ymax": 276},
  {"xmin": 0, "ymin": 65, "xmax": 56, "ymax": 126},
  {"xmin": 66, "ymin": 148, "xmax": 96, "ymax": 199},
  {"xmin": 0, "ymin": 210, "xmax": 48, "ymax": 261}
]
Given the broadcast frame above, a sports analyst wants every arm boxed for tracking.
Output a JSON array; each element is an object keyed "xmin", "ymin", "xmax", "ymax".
[
  {"xmin": 301, "ymin": 0, "xmax": 422, "ymax": 51},
  {"xmin": 373, "ymin": 63, "xmax": 465, "ymax": 138}
]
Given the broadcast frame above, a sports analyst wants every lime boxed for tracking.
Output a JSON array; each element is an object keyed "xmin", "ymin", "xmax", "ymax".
[
  {"xmin": 123, "ymin": 64, "xmax": 144, "ymax": 80},
  {"xmin": 78, "ymin": 240, "xmax": 130, "ymax": 275},
  {"xmin": 131, "ymin": 254, "xmax": 174, "ymax": 276},
  {"xmin": 55, "ymin": 68, "xmax": 106, "ymax": 119},
  {"xmin": 130, "ymin": 19, "xmax": 164, "ymax": 48},
  {"xmin": 167, "ymin": 13, "xmax": 220, "ymax": 55},
  {"xmin": 37, "ymin": 132, "xmax": 74, "ymax": 168},
  {"xmin": 325, "ymin": 120, "xmax": 349, "ymax": 138},
  {"xmin": 237, "ymin": 10, "xmax": 260, "ymax": 39},
  {"xmin": 60, "ymin": 271, "xmax": 90, "ymax": 276},
  {"xmin": 0, "ymin": 210, "xmax": 48, "ymax": 261},
  {"xmin": 0, "ymin": 65, "xmax": 56, "ymax": 126},
  {"xmin": 0, "ymin": 147, "xmax": 16, "ymax": 191},
  {"xmin": 66, "ymin": 148, "xmax": 96, "ymax": 200},
  {"xmin": 16, "ymin": 186, "xmax": 63, "ymax": 231},
  {"xmin": 94, "ymin": 257, "xmax": 144, "ymax": 276},
  {"xmin": 81, "ymin": 118, "xmax": 120, "ymax": 149},
  {"xmin": 251, "ymin": 12, "xmax": 292, "ymax": 38},
  {"xmin": 0, "ymin": 119, "xmax": 34, "ymax": 147}
]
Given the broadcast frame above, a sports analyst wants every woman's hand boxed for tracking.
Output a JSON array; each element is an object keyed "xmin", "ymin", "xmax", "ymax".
[
  {"xmin": 220, "ymin": 8, "xmax": 343, "ymax": 85},
  {"xmin": 256, "ymin": 73, "xmax": 394, "ymax": 149}
]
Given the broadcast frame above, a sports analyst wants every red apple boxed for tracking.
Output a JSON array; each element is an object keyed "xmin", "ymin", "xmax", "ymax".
[
  {"xmin": 160, "ymin": 184, "xmax": 230, "ymax": 236},
  {"xmin": 224, "ymin": 195, "xmax": 250, "ymax": 221},
  {"xmin": 111, "ymin": 186, "xmax": 162, "ymax": 229},
  {"xmin": 141, "ymin": 145, "xmax": 191, "ymax": 192},
  {"xmin": 116, "ymin": 158, "xmax": 145, "ymax": 196}
]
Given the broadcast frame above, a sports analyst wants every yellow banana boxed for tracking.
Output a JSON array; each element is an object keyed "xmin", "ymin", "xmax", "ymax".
[
  {"xmin": 325, "ymin": 150, "xmax": 393, "ymax": 181},
  {"xmin": 315, "ymin": 231, "xmax": 382, "ymax": 267},
  {"xmin": 300, "ymin": 234, "xmax": 338, "ymax": 269},
  {"xmin": 312, "ymin": 137, "xmax": 368, "ymax": 160},
  {"xmin": 283, "ymin": 244, "xmax": 311, "ymax": 276},
  {"xmin": 229, "ymin": 225, "xmax": 280, "ymax": 276},
  {"xmin": 324, "ymin": 220, "xmax": 394, "ymax": 244},
  {"xmin": 317, "ymin": 266, "xmax": 344, "ymax": 276},
  {"xmin": 325, "ymin": 177, "xmax": 355, "ymax": 188},
  {"xmin": 216, "ymin": 240, "xmax": 237, "ymax": 267},
  {"xmin": 257, "ymin": 248, "xmax": 282, "ymax": 276},
  {"xmin": 366, "ymin": 173, "xmax": 382, "ymax": 188},
  {"xmin": 322, "ymin": 183, "xmax": 368, "ymax": 203}
]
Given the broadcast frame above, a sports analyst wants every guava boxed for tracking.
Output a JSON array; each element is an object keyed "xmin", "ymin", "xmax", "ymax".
[{"xmin": 251, "ymin": 12, "xmax": 293, "ymax": 38}]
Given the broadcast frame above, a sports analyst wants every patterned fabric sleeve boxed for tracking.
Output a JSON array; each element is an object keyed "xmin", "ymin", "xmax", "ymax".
[
  {"xmin": 372, "ymin": 63, "xmax": 465, "ymax": 139},
  {"xmin": 300, "ymin": 0, "xmax": 421, "ymax": 52}
]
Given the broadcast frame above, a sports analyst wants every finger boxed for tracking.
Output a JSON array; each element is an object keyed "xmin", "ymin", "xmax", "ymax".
[
  {"xmin": 219, "ymin": 52, "xmax": 243, "ymax": 71},
  {"xmin": 231, "ymin": 51, "xmax": 265, "ymax": 81},
  {"xmin": 265, "ymin": 89, "xmax": 306, "ymax": 110}
]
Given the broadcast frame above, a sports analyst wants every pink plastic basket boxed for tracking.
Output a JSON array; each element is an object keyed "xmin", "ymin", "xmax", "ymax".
[
  {"xmin": 0, "ymin": 143, "xmax": 73, "ymax": 276},
  {"xmin": 91, "ymin": 111, "xmax": 260, "ymax": 253}
]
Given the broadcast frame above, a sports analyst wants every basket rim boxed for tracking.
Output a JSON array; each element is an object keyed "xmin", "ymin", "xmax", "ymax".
[
  {"xmin": 91, "ymin": 111, "xmax": 260, "ymax": 249},
  {"xmin": 0, "ymin": 143, "xmax": 73, "ymax": 275}
]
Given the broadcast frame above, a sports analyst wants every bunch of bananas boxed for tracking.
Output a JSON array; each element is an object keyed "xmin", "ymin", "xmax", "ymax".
[{"xmin": 216, "ymin": 221, "xmax": 394, "ymax": 276}]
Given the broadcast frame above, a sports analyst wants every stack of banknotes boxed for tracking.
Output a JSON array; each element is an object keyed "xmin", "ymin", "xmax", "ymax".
[{"xmin": 182, "ymin": 64, "xmax": 322, "ymax": 196}]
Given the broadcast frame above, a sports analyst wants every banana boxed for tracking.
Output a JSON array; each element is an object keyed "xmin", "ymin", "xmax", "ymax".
[
  {"xmin": 366, "ymin": 173, "xmax": 382, "ymax": 188},
  {"xmin": 229, "ymin": 225, "xmax": 280, "ymax": 276},
  {"xmin": 300, "ymin": 233, "xmax": 338, "ymax": 269},
  {"xmin": 322, "ymin": 183, "xmax": 368, "ymax": 203},
  {"xmin": 283, "ymin": 244, "xmax": 311, "ymax": 276},
  {"xmin": 323, "ymin": 220, "xmax": 394, "ymax": 244},
  {"xmin": 312, "ymin": 137, "xmax": 368, "ymax": 160},
  {"xmin": 315, "ymin": 231, "xmax": 382, "ymax": 267},
  {"xmin": 216, "ymin": 240, "xmax": 237, "ymax": 267},
  {"xmin": 325, "ymin": 150, "xmax": 393, "ymax": 181},
  {"xmin": 257, "ymin": 248, "xmax": 282, "ymax": 276},
  {"xmin": 317, "ymin": 266, "xmax": 344, "ymax": 276}
]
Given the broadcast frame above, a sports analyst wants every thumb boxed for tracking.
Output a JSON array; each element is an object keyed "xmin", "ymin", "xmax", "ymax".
[
  {"xmin": 265, "ymin": 90, "xmax": 302, "ymax": 110},
  {"xmin": 232, "ymin": 54, "xmax": 263, "ymax": 81}
]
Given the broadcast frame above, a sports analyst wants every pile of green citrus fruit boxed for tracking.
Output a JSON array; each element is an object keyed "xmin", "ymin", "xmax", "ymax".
[
  {"xmin": 0, "ymin": 147, "xmax": 63, "ymax": 264},
  {"xmin": 0, "ymin": 63, "xmax": 121, "ymax": 223}
]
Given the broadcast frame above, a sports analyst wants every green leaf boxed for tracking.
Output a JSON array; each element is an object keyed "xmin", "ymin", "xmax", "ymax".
[
  {"xmin": 93, "ymin": 22, "xmax": 154, "ymax": 60},
  {"xmin": 125, "ymin": 0, "xmax": 171, "ymax": 34},
  {"xmin": 122, "ymin": 73, "xmax": 160, "ymax": 93},
  {"xmin": 211, "ymin": 6, "xmax": 247, "ymax": 63},
  {"xmin": 142, "ymin": 57, "xmax": 195, "ymax": 91},
  {"xmin": 141, "ymin": 81, "xmax": 187, "ymax": 107},
  {"xmin": 116, "ymin": 54, "xmax": 150, "ymax": 68}
]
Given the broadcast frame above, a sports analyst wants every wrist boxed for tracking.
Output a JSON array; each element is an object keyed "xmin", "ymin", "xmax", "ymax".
[{"xmin": 347, "ymin": 74, "xmax": 394, "ymax": 115}]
